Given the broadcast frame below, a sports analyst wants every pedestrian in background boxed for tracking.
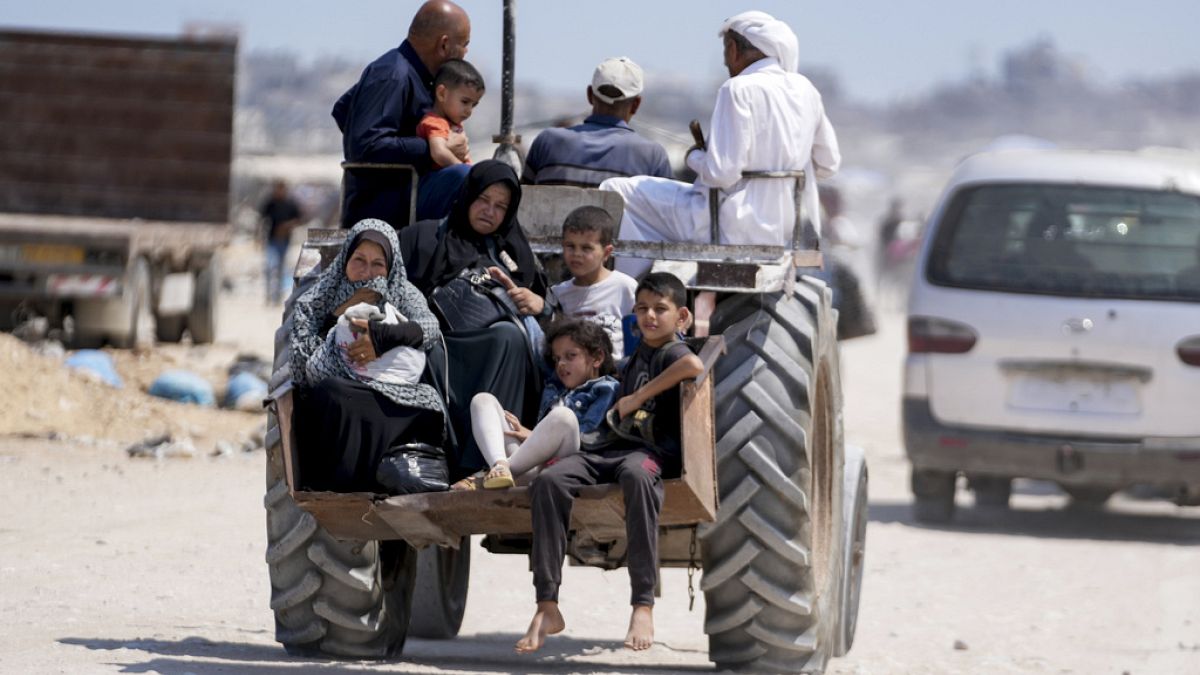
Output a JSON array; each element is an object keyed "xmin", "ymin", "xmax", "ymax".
[{"xmin": 259, "ymin": 180, "xmax": 303, "ymax": 304}]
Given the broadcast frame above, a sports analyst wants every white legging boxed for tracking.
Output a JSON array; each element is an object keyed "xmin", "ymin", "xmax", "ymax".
[{"xmin": 470, "ymin": 392, "xmax": 580, "ymax": 477}]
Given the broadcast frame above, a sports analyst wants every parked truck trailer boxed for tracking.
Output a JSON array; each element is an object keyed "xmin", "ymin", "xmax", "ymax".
[{"xmin": 0, "ymin": 28, "xmax": 235, "ymax": 346}]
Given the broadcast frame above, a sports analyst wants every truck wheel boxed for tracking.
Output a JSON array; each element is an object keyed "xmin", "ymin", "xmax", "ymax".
[
  {"xmin": 189, "ymin": 255, "xmax": 219, "ymax": 344},
  {"xmin": 0, "ymin": 301, "xmax": 19, "ymax": 331},
  {"xmin": 971, "ymin": 476, "xmax": 1012, "ymax": 509},
  {"xmin": 1063, "ymin": 485, "xmax": 1115, "ymax": 508},
  {"xmin": 700, "ymin": 279, "xmax": 846, "ymax": 673},
  {"xmin": 155, "ymin": 316, "xmax": 186, "ymax": 343},
  {"xmin": 264, "ymin": 409, "xmax": 416, "ymax": 658},
  {"xmin": 912, "ymin": 469, "xmax": 956, "ymax": 524},
  {"xmin": 835, "ymin": 445, "xmax": 868, "ymax": 657},
  {"xmin": 830, "ymin": 262, "xmax": 876, "ymax": 340},
  {"xmin": 110, "ymin": 258, "xmax": 154, "ymax": 349},
  {"xmin": 407, "ymin": 538, "xmax": 471, "ymax": 639}
]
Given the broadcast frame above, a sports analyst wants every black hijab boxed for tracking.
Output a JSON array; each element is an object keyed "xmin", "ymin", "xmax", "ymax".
[{"xmin": 404, "ymin": 160, "xmax": 546, "ymax": 296}]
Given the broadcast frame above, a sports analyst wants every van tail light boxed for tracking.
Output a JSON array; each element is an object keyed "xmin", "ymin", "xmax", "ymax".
[
  {"xmin": 1178, "ymin": 336, "xmax": 1200, "ymax": 367},
  {"xmin": 908, "ymin": 316, "xmax": 978, "ymax": 354}
]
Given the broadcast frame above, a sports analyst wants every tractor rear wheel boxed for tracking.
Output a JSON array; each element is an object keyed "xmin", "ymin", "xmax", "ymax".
[{"xmin": 700, "ymin": 278, "xmax": 848, "ymax": 673}]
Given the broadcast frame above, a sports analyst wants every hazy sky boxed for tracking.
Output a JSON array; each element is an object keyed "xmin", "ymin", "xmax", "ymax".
[{"xmin": 5, "ymin": 1, "xmax": 1197, "ymax": 102}]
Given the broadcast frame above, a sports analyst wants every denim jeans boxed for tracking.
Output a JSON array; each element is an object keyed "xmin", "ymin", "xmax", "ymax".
[{"xmin": 265, "ymin": 238, "xmax": 292, "ymax": 303}]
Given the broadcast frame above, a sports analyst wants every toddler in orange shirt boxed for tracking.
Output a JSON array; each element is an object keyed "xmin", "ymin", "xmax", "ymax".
[{"xmin": 417, "ymin": 59, "xmax": 485, "ymax": 169}]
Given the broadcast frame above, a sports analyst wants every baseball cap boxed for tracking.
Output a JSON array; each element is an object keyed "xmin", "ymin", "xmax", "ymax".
[{"xmin": 591, "ymin": 57, "xmax": 644, "ymax": 104}]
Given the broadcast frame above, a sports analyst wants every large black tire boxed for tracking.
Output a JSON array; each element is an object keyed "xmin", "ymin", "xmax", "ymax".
[
  {"xmin": 264, "ymin": 462, "xmax": 416, "ymax": 657},
  {"xmin": 155, "ymin": 315, "xmax": 187, "ymax": 343},
  {"xmin": 0, "ymin": 301, "xmax": 20, "ymax": 332},
  {"xmin": 407, "ymin": 538, "xmax": 471, "ymax": 639},
  {"xmin": 835, "ymin": 445, "xmax": 868, "ymax": 657},
  {"xmin": 1063, "ymin": 485, "xmax": 1115, "ymax": 509},
  {"xmin": 700, "ymin": 278, "xmax": 846, "ymax": 673},
  {"xmin": 970, "ymin": 476, "xmax": 1012, "ymax": 509},
  {"xmin": 110, "ymin": 258, "xmax": 154, "ymax": 349},
  {"xmin": 830, "ymin": 261, "xmax": 876, "ymax": 341},
  {"xmin": 263, "ymin": 273, "xmax": 415, "ymax": 658},
  {"xmin": 912, "ymin": 469, "xmax": 956, "ymax": 524},
  {"xmin": 188, "ymin": 255, "xmax": 219, "ymax": 344}
]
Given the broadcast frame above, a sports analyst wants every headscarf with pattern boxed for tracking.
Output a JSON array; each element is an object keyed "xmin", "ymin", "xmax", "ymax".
[{"xmin": 289, "ymin": 218, "xmax": 443, "ymax": 412}]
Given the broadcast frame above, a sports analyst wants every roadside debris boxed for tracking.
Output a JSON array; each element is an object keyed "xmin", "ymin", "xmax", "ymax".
[
  {"xmin": 224, "ymin": 371, "xmax": 268, "ymax": 411},
  {"xmin": 228, "ymin": 353, "xmax": 272, "ymax": 383},
  {"xmin": 65, "ymin": 350, "xmax": 123, "ymax": 388},
  {"xmin": 211, "ymin": 440, "xmax": 239, "ymax": 457},
  {"xmin": 148, "ymin": 370, "xmax": 216, "ymax": 406},
  {"xmin": 125, "ymin": 434, "xmax": 197, "ymax": 460},
  {"xmin": 2, "ymin": 330, "xmax": 262, "ymax": 449},
  {"xmin": 32, "ymin": 339, "xmax": 65, "ymax": 360}
]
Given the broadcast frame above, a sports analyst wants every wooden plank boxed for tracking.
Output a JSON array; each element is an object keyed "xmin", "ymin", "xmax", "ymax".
[
  {"xmin": 295, "ymin": 478, "xmax": 717, "ymax": 545},
  {"xmin": 277, "ymin": 391, "xmax": 298, "ymax": 496},
  {"xmin": 793, "ymin": 249, "xmax": 824, "ymax": 268},
  {"xmin": 679, "ymin": 374, "xmax": 719, "ymax": 522},
  {"xmin": 294, "ymin": 491, "xmax": 395, "ymax": 542},
  {"xmin": 517, "ymin": 185, "xmax": 626, "ymax": 239},
  {"xmin": 694, "ymin": 335, "xmax": 726, "ymax": 386}
]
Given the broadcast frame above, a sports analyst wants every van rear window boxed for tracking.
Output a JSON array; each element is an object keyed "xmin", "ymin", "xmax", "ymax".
[{"xmin": 927, "ymin": 184, "xmax": 1200, "ymax": 302}]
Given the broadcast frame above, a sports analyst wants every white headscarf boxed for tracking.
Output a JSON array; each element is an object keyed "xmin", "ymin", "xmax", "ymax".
[{"xmin": 718, "ymin": 10, "xmax": 799, "ymax": 74}]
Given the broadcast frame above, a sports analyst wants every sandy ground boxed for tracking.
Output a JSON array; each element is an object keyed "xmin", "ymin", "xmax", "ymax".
[{"xmin": 2, "ymin": 260, "xmax": 1199, "ymax": 673}]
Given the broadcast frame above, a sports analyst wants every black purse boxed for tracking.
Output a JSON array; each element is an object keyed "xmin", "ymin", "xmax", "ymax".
[
  {"xmin": 375, "ymin": 442, "xmax": 449, "ymax": 494},
  {"xmin": 430, "ymin": 267, "xmax": 521, "ymax": 333}
]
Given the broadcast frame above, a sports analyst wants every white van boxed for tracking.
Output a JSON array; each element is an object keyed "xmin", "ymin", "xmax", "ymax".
[{"xmin": 902, "ymin": 149, "xmax": 1200, "ymax": 522}]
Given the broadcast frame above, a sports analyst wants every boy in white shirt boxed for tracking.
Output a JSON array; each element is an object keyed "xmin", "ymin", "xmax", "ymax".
[{"xmin": 551, "ymin": 206, "xmax": 638, "ymax": 358}]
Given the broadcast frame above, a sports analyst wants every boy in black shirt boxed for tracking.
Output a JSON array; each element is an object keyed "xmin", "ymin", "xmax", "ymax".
[{"xmin": 517, "ymin": 272, "xmax": 703, "ymax": 654}]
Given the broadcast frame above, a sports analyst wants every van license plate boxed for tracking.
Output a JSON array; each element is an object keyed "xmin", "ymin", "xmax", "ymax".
[
  {"xmin": 1008, "ymin": 374, "xmax": 1140, "ymax": 415},
  {"xmin": 22, "ymin": 244, "xmax": 85, "ymax": 264}
]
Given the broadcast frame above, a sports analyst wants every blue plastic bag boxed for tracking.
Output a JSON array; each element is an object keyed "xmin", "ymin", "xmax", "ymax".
[
  {"xmin": 65, "ymin": 350, "xmax": 123, "ymax": 388},
  {"xmin": 149, "ymin": 370, "xmax": 216, "ymax": 406},
  {"xmin": 224, "ymin": 371, "xmax": 268, "ymax": 410}
]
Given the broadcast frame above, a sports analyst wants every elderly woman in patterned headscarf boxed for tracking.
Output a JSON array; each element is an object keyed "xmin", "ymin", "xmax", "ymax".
[{"xmin": 289, "ymin": 218, "xmax": 445, "ymax": 491}]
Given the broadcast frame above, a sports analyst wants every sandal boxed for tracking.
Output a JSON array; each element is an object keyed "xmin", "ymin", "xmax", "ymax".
[
  {"xmin": 482, "ymin": 461, "xmax": 515, "ymax": 489},
  {"xmin": 450, "ymin": 470, "xmax": 485, "ymax": 491}
]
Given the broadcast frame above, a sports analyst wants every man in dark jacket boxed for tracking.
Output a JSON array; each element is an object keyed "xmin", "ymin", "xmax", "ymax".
[
  {"xmin": 523, "ymin": 57, "xmax": 673, "ymax": 188},
  {"xmin": 332, "ymin": 0, "xmax": 471, "ymax": 229}
]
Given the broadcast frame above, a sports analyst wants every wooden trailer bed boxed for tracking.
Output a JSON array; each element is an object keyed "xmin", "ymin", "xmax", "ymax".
[{"xmin": 275, "ymin": 338, "xmax": 723, "ymax": 549}]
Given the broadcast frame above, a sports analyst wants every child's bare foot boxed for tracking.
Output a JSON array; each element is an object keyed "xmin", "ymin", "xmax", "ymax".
[
  {"xmin": 515, "ymin": 600, "xmax": 565, "ymax": 653},
  {"xmin": 624, "ymin": 604, "xmax": 654, "ymax": 650}
]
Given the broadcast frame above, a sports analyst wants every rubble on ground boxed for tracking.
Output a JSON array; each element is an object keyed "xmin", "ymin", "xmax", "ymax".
[{"xmin": 0, "ymin": 333, "xmax": 263, "ymax": 448}]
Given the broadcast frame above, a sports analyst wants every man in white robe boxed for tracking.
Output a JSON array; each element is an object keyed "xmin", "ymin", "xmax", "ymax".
[{"xmin": 600, "ymin": 11, "xmax": 840, "ymax": 273}]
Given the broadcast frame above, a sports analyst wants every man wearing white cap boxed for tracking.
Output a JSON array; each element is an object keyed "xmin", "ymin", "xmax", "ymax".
[
  {"xmin": 523, "ymin": 57, "xmax": 673, "ymax": 187},
  {"xmin": 601, "ymin": 11, "xmax": 840, "ymax": 265}
]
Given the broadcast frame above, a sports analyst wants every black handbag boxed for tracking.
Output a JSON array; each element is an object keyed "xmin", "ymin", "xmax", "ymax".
[
  {"xmin": 375, "ymin": 442, "xmax": 449, "ymax": 494},
  {"xmin": 429, "ymin": 267, "xmax": 521, "ymax": 333}
]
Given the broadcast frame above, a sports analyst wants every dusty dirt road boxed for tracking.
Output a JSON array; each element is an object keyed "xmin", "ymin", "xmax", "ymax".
[{"xmin": 2, "ymin": 286, "xmax": 1199, "ymax": 674}]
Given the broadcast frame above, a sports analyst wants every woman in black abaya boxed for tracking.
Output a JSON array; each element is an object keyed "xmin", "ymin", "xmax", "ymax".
[{"xmin": 400, "ymin": 161, "xmax": 552, "ymax": 477}]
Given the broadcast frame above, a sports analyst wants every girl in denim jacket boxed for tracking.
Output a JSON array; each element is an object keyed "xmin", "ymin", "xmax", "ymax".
[{"xmin": 460, "ymin": 320, "xmax": 618, "ymax": 490}]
